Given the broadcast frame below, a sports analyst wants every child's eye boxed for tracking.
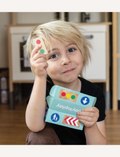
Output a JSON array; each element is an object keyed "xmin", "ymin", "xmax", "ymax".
[
  {"xmin": 49, "ymin": 54, "xmax": 58, "ymax": 59},
  {"xmin": 68, "ymin": 48, "xmax": 76, "ymax": 53}
]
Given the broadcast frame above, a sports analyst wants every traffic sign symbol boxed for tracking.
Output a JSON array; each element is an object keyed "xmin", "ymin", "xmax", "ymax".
[
  {"xmin": 51, "ymin": 113, "xmax": 60, "ymax": 122},
  {"xmin": 81, "ymin": 97, "xmax": 90, "ymax": 105},
  {"xmin": 62, "ymin": 115, "xmax": 80, "ymax": 127}
]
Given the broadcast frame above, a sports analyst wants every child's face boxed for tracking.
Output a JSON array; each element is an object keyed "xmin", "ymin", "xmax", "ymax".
[{"xmin": 46, "ymin": 37, "xmax": 84, "ymax": 86}]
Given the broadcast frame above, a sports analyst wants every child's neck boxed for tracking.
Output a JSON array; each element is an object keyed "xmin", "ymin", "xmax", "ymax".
[{"xmin": 53, "ymin": 78, "xmax": 81, "ymax": 92}]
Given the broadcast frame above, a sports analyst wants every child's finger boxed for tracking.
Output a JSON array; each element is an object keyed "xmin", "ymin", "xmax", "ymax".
[
  {"xmin": 32, "ymin": 52, "xmax": 46, "ymax": 61},
  {"xmin": 34, "ymin": 57, "xmax": 47, "ymax": 64},
  {"xmin": 31, "ymin": 44, "xmax": 42, "ymax": 58},
  {"xmin": 82, "ymin": 107, "xmax": 98, "ymax": 113},
  {"xmin": 77, "ymin": 115, "xmax": 93, "ymax": 122},
  {"xmin": 35, "ymin": 62, "xmax": 48, "ymax": 71},
  {"xmin": 77, "ymin": 111, "xmax": 94, "ymax": 118},
  {"xmin": 79, "ymin": 119, "xmax": 93, "ymax": 127}
]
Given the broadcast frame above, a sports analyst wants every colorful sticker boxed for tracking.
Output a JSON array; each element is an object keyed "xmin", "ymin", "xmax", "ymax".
[
  {"xmin": 51, "ymin": 113, "xmax": 60, "ymax": 122},
  {"xmin": 62, "ymin": 115, "xmax": 80, "ymax": 127},
  {"xmin": 81, "ymin": 97, "xmax": 90, "ymax": 105},
  {"xmin": 59, "ymin": 89, "xmax": 78, "ymax": 102}
]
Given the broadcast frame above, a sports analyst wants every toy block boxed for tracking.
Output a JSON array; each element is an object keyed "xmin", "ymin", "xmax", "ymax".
[
  {"xmin": 33, "ymin": 37, "xmax": 48, "ymax": 54},
  {"xmin": 48, "ymin": 85, "xmax": 97, "ymax": 107},
  {"xmin": 45, "ymin": 109, "xmax": 83, "ymax": 130},
  {"xmin": 46, "ymin": 96, "xmax": 80, "ymax": 116},
  {"xmin": 46, "ymin": 95, "xmax": 96, "ymax": 116},
  {"xmin": 45, "ymin": 85, "xmax": 97, "ymax": 130}
]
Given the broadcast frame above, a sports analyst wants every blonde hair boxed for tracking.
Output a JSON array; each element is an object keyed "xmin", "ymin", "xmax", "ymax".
[{"xmin": 26, "ymin": 20, "xmax": 92, "ymax": 77}]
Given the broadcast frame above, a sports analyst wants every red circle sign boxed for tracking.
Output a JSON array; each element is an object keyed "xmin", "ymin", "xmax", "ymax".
[
  {"xmin": 36, "ymin": 40, "xmax": 41, "ymax": 44},
  {"xmin": 61, "ymin": 92, "xmax": 66, "ymax": 96}
]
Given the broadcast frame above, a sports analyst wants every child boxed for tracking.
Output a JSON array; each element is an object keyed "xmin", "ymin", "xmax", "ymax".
[{"xmin": 25, "ymin": 20, "xmax": 107, "ymax": 145}]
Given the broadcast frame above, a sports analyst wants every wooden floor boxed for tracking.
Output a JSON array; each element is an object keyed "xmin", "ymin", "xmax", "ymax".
[
  {"xmin": 0, "ymin": 98, "xmax": 120, "ymax": 145},
  {"xmin": 0, "ymin": 99, "xmax": 30, "ymax": 145}
]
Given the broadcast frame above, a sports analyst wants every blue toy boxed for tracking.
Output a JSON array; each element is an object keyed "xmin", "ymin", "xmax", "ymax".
[{"xmin": 45, "ymin": 85, "xmax": 97, "ymax": 130}]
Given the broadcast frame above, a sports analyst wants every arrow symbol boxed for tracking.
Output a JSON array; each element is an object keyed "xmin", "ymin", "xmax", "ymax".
[
  {"xmin": 64, "ymin": 116, "xmax": 79, "ymax": 127},
  {"xmin": 83, "ymin": 98, "xmax": 87, "ymax": 104},
  {"xmin": 65, "ymin": 117, "xmax": 71, "ymax": 125},
  {"xmin": 73, "ymin": 118, "xmax": 79, "ymax": 127},
  {"xmin": 81, "ymin": 97, "xmax": 90, "ymax": 105}
]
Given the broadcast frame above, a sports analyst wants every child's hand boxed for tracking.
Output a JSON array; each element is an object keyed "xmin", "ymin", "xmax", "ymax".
[
  {"xmin": 77, "ymin": 107, "xmax": 99, "ymax": 128},
  {"xmin": 30, "ymin": 45, "xmax": 48, "ymax": 77}
]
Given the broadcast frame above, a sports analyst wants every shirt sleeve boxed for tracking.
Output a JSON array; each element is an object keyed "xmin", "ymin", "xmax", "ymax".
[{"xmin": 94, "ymin": 89, "xmax": 106, "ymax": 122}]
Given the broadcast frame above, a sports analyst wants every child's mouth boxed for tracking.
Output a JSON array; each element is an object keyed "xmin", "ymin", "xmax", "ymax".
[{"xmin": 63, "ymin": 68, "xmax": 75, "ymax": 74}]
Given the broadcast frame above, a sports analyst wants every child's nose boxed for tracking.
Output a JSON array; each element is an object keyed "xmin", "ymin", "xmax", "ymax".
[{"xmin": 61, "ymin": 55, "xmax": 71, "ymax": 66}]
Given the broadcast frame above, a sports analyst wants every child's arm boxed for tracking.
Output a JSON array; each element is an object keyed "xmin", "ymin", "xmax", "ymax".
[
  {"xmin": 77, "ymin": 107, "xmax": 107, "ymax": 144},
  {"xmin": 25, "ymin": 45, "xmax": 48, "ymax": 132}
]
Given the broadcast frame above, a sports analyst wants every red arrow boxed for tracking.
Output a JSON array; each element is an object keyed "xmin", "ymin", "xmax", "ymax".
[
  {"xmin": 73, "ymin": 118, "xmax": 77, "ymax": 126},
  {"xmin": 64, "ymin": 116, "xmax": 78, "ymax": 126},
  {"xmin": 69, "ymin": 117, "xmax": 73, "ymax": 125}
]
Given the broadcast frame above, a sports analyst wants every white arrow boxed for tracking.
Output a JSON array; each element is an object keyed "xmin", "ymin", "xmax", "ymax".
[
  {"xmin": 83, "ymin": 98, "xmax": 87, "ymax": 104},
  {"xmin": 74, "ymin": 119, "xmax": 79, "ymax": 126},
  {"xmin": 66, "ymin": 117, "xmax": 72, "ymax": 125},
  {"xmin": 71, "ymin": 118, "xmax": 76, "ymax": 126}
]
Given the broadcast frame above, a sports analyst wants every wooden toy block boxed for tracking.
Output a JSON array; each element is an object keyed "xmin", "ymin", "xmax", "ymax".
[{"xmin": 33, "ymin": 37, "xmax": 48, "ymax": 54}]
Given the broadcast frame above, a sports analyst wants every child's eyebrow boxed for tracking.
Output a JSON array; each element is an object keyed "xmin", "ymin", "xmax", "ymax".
[
  {"xmin": 48, "ymin": 43, "xmax": 76, "ymax": 53},
  {"xmin": 48, "ymin": 48, "xmax": 58, "ymax": 53},
  {"xmin": 66, "ymin": 43, "xmax": 76, "ymax": 46}
]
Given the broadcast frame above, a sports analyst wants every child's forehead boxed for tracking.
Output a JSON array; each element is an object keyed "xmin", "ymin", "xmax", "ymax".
[
  {"xmin": 44, "ymin": 36, "xmax": 78, "ymax": 53},
  {"xmin": 49, "ymin": 37, "xmax": 74, "ymax": 46},
  {"xmin": 47, "ymin": 40, "xmax": 77, "ymax": 54}
]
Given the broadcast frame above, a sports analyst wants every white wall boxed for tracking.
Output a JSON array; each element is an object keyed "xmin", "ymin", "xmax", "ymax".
[
  {"xmin": 17, "ymin": 12, "xmax": 55, "ymax": 24},
  {"xmin": 0, "ymin": 12, "xmax": 11, "ymax": 68}
]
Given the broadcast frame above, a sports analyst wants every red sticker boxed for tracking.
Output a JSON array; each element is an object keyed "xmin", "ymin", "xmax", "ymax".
[
  {"xmin": 36, "ymin": 40, "xmax": 41, "ymax": 44},
  {"xmin": 61, "ymin": 92, "xmax": 66, "ymax": 97}
]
